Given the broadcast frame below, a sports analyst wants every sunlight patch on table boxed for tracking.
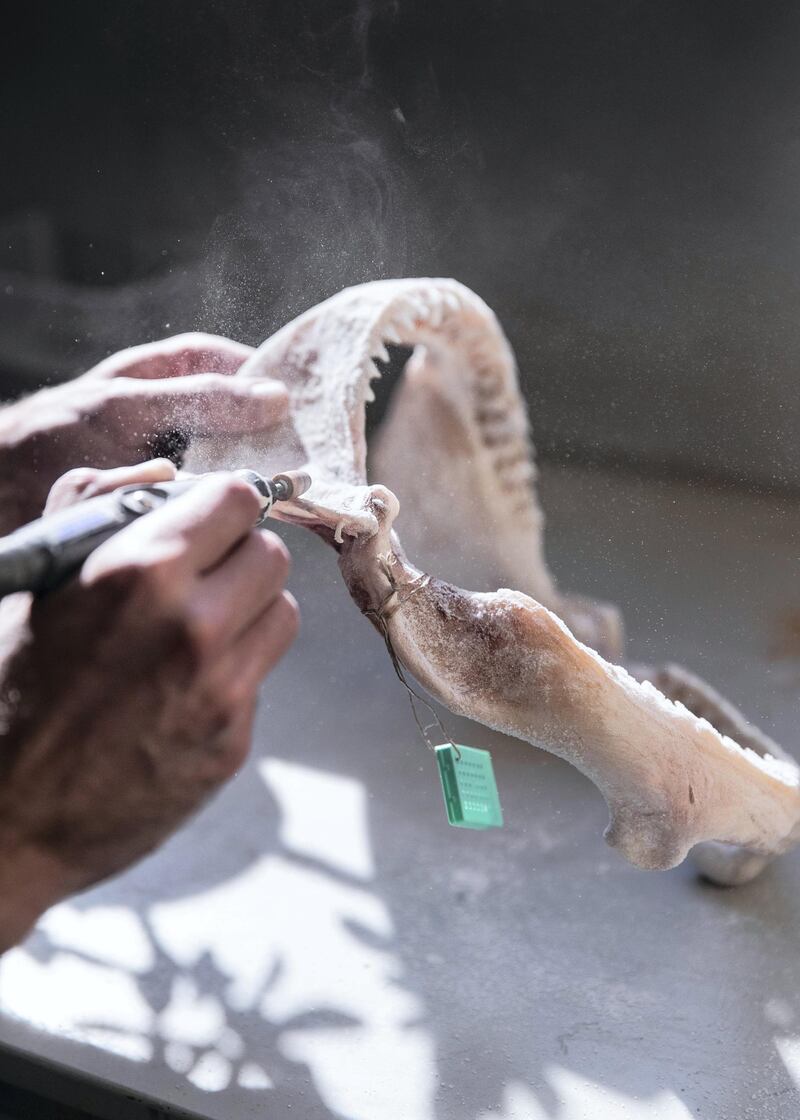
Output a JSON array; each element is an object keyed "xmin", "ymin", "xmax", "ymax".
[
  {"xmin": 260, "ymin": 757, "xmax": 375, "ymax": 879},
  {"xmin": 0, "ymin": 760, "xmax": 435, "ymax": 1118},
  {"xmin": 478, "ymin": 1072, "xmax": 696, "ymax": 1120},
  {"xmin": 0, "ymin": 952, "xmax": 154, "ymax": 1050},
  {"xmin": 776, "ymin": 1035, "xmax": 800, "ymax": 1090},
  {"xmin": 38, "ymin": 903, "xmax": 155, "ymax": 973}
]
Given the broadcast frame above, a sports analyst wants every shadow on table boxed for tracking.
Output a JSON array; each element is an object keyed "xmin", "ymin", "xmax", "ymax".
[
  {"xmin": 18, "ymin": 739, "xmax": 800, "ymax": 1118},
  {"xmin": 10, "ymin": 528, "xmax": 800, "ymax": 1120}
]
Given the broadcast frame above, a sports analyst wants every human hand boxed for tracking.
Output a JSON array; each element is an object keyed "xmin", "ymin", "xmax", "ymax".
[
  {"xmin": 0, "ymin": 333, "xmax": 288, "ymax": 533},
  {"xmin": 0, "ymin": 460, "xmax": 299, "ymax": 950}
]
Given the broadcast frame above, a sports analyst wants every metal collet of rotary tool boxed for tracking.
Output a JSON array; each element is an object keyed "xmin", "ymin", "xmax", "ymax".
[{"xmin": 0, "ymin": 469, "xmax": 311, "ymax": 599}]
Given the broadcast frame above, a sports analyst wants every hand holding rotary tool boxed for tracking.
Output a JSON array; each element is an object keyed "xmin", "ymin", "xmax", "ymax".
[
  {"xmin": 0, "ymin": 459, "xmax": 301, "ymax": 949},
  {"xmin": 0, "ymin": 468, "xmax": 312, "ymax": 599}
]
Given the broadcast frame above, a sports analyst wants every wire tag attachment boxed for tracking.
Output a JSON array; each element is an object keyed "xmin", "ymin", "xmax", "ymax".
[
  {"xmin": 363, "ymin": 559, "xmax": 503, "ymax": 830},
  {"xmin": 364, "ymin": 567, "xmax": 461, "ymax": 758},
  {"xmin": 435, "ymin": 744, "xmax": 504, "ymax": 830}
]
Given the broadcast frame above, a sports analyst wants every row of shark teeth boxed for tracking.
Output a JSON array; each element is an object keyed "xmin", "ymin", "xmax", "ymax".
[
  {"xmin": 367, "ymin": 282, "xmax": 467, "ymax": 360},
  {"xmin": 355, "ymin": 280, "xmax": 540, "ymax": 516},
  {"xmin": 471, "ymin": 358, "xmax": 539, "ymax": 512},
  {"xmin": 359, "ymin": 285, "xmax": 466, "ymax": 399}
]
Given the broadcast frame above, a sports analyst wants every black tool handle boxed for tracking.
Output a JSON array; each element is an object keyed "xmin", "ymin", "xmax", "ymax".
[{"xmin": 0, "ymin": 478, "xmax": 201, "ymax": 598}]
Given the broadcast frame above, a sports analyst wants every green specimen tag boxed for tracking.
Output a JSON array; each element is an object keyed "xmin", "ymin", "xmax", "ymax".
[{"xmin": 435, "ymin": 744, "xmax": 504, "ymax": 830}]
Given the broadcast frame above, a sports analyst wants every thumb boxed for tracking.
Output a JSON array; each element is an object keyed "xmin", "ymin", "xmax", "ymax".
[
  {"xmin": 116, "ymin": 373, "xmax": 290, "ymax": 436},
  {"xmin": 45, "ymin": 459, "xmax": 178, "ymax": 514}
]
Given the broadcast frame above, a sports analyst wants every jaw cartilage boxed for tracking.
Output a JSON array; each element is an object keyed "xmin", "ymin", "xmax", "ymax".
[{"xmin": 435, "ymin": 744, "xmax": 504, "ymax": 830}]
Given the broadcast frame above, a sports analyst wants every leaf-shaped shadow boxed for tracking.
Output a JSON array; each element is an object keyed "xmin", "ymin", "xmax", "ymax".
[
  {"xmin": 276, "ymin": 1008, "xmax": 361, "ymax": 1033},
  {"xmin": 342, "ymin": 916, "xmax": 395, "ymax": 953}
]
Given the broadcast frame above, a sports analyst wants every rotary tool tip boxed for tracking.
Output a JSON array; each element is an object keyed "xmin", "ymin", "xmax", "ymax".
[{"xmin": 273, "ymin": 470, "xmax": 312, "ymax": 500}]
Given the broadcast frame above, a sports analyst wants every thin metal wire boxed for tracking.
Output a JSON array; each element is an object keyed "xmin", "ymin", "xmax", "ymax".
[{"xmin": 364, "ymin": 572, "xmax": 461, "ymax": 761}]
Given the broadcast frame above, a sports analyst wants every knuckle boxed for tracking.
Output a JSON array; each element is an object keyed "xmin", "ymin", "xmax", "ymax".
[
  {"xmin": 135, "ymin": 556, "xmax": 184, "ymax": 598},
  {"xmin": 184, "ymin": 673, "xmax": 234, "ymax": 732},
  {"xmin": 60, "ymin": 466, "xmax": 101, "ymax": 489},
  {"xmin": 190, "ymin": 698, "xmax": 233, "ymax": 750},
  {"xmin": 89, "ymin": 553, "xmax": 184, "ymax": 608},
  {"xmin": 51, "ymin": 467, "xmax": 101, "ymax": 502},
  {"xmin": 180, "ymin": 604, "xmax": 220, "ymax": 660},
  {"xmin": 204, "ymin": 687, "xmax": 235, "ymax": 731},
  {"xmin": 194, "ymin": 692, "xmax": 254, "ymax": 777},
  {"xmin": 258, "ymin": 531, "xmax": 291, "ymax": 579},
  {"xmin": 224, "ymin": 675, "xmax": 258, "ymax": 712},
  {"xmin": 218, "ymin": 475, "xmax": 261, "ymax": 518}
]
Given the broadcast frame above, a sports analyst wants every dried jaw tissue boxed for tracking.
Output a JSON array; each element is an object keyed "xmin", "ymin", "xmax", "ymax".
[{"xmin": 189, "ymin": 278, "xmax": 800, "ymax": 886}]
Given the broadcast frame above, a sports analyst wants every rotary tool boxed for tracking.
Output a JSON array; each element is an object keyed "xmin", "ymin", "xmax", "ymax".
[{"xmin": 0, "ymin": 469, "xmax": 311, "ymax": 599}]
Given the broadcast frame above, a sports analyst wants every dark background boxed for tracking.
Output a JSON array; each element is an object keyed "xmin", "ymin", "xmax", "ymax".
[{"xmin": 2, "ymin": 0, "xmax": 800, "ymax": 487}]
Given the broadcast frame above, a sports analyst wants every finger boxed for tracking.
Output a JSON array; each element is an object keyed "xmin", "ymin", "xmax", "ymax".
[
  {"xmin": 83, "ymin": 473, "xmax": 263, "ymax": 581},
  {"xmin": 45, "ymin": 460, "xmax": 177, "ymax": 514},
  {"xmin": 116, "ymin": 372, "xmax": 290, "ymax": 435},
  {"xmin": 187, "ymin": 593, "xmax": 299, "ymax": 779},
  {"xmin": 86, "ymin": 333, "xmax": 255, "ymax": 381},
  {"xmin": 209, "ymin": 591, "xmax": 300, "ymax": 707},
  {"xmin": 193, "ymin": 529, "xmax": 291, "ymax": 647}
]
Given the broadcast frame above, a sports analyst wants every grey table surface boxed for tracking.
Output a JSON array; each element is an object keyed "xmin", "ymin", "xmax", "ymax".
[{"xmin": 1, "ymin": 462, "xmax": 799, "ymax": 1120}]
